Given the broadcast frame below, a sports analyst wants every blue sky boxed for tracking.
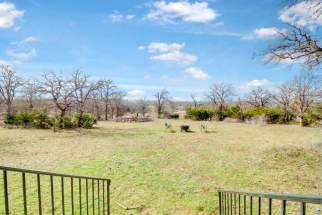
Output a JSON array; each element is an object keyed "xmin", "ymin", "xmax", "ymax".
[{"xmin": 0, "ymin": 0, "xmax": 317, "ymax": 100}]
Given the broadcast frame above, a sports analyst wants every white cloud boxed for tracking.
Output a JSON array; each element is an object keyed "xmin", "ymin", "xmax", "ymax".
[
  {"xmin": 151, "ymin": 50, "xmax": 197, "ymax": 65},
  {"xmin": 6, "ymin": 48, "xmax": 37, "ymax": 61},
  {"xmin": 184, "ymin": 67, "xmax": 210, "ymax": 80},
  {"xmin": 279, "ymin": 0, "xmax": 322, "ymax": 30},
  {"xmin": 106, "ymin": 11, "xmax": 135, "ymax": 23},
  {"xmin": 243, "ymin": 27, "xmax": 287, "ymax": 40},
  {"xmin": 127, "ymin": 89, "xmax": 145, "ymax": 99},
  {"xmin": 145, "ymin": 1, "xmax": 218, "ymax": 23},
  {"xmin": 147, "ymin": 42, "xmax": 185, "ymax": 53},
  {"xmin": 11, "ymin": 36, "xmax": 39, "ymax": 45},
  {"xmin": 240, "ymin": 79, "xmax": 273, "ymax": 91},
  {"xmin": 0, "ymin": 2, "xmax": 24, "ymax": 29},
  {"xmin": 142, "ymin": 42, "xmax": 198, "ymax": 65}
]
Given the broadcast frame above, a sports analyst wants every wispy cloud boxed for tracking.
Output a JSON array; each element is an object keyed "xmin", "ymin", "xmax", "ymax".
[
  {"xmin": 184, "ymin": 67, "xmax": 210, "ymax": 80},
  {"xmin": 242, "ymin": 27, "xmax": 287, "ymax": 40},
  {"xmin": 145, "ymin": 1, "xmax": 218, "ymax": 24},
  {"xmin": 105, "ymin": 11, "xmax": 135, "ymax": 23},
  {"xmin": 139, "ymin": 42, "xmax": 198, "ymax": 65},
  {"xmin": 6, "ymin": 48, "xmax": 37, "ymax": 62}
]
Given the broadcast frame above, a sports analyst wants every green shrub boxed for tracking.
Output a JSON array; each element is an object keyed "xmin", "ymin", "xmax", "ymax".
[
  {"xmin": 31, "ymin": 109, "xmax": 52, "ymax": 129},
  {"xmin": 227, "ymin": 106, "xmax": 244, "ymax": 120},
  {"xmin": 302, "ymin": 113, "xmax": 321, "ymax": 127},
  {"xmin": 4, "ymin": 114, "xmax": 18, "ymax": 125},
  {"xmin": 213, "ymin": 110, "xmax": 228, "ymax": 121},
  {"xmin": 169, "ymin": 113, "xmax": 179, "ymax": 119},
  {"xmin": 186, "ymin": 108, "xmax": 214, "ymax": 121},
  {"xmin": 72, "ymin": 112, "xmax": 97, "ymax": 129},
  {"xmin": 244, "ymin": 107, "xmax": 268, "ymax": 119},
  {"xmin": 265, "ymin": 108, "xmax": 283, "ymax": 124}
]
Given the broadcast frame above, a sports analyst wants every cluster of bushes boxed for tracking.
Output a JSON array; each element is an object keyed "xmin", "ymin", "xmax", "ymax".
[
  {"xmin": 186, "ymin": 108, "xmax": 214, "ymax": 120},
  {"xmin": 186, "ymin": 106, "xmax": 321, "ymax": 126},
  {"xmin": 4, "ymin": 109, "xmax": 97, "ymax": 129}
]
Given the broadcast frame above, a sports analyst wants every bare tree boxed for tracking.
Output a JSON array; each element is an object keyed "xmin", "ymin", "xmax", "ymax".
[
  {"xmin": 0, "ymin": 65, "xmax": 21, "ymax": 116},
  {"xmin": 266, "ymin": 0, "xmax": 322, "ymax": 69},
  {"xmin": 292, "ymin": 71, "xmax": 321, "ymax": 122},
  {"xmin": 41, "ymin": 72, "xmax": 74, "ymax": 117},
  {"xmin": 190, "ymin": 93, "xmax": 199, "ymax": 108},
  {"xmin": 247, "ymin": 87, "xmax": 273, "ymax": 108},
  {"xmin": 71, "ymin": 70, "xmax": 101, "ymax": 126},
  {"xmin": 207, "ymin": 83, "xmax": 234, "ymax": 111},
  {"xmin": 154, "ymin": 89, "xmax": 169, "ymax": 118},
  {"xmin": 136, "ymin": 98, "xmax": 149, "ymax": 117},
  {"xmin": 275, "ymin": 82, "xmax": 295, "ymax": 122},
  {"xmin": 99, "ymin": 79, "xmax": 116, "ymax": 120},
  {"xmin": 23, "ymin": 79, "xmax": 41, "ymax": 109},
  {"xmin": 111, "ymin": 91, "xmax": 126, "ymax": 117}
]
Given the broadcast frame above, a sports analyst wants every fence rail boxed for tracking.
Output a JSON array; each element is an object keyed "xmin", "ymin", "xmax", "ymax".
[
  {"xmin": 0, "ymin": 166, "xmax": 111, "ymax": 215},
  {"xmin": 218, "ymin": 189, "xmax": 322, "ymax": 215}
]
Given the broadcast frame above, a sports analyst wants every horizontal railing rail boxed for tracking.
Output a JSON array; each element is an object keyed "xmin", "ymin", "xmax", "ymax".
[
  {"xmin": 218, "ymin": 189, "xmax": 322, "ymax": 215},
  {"xmin": 0, "ymin": 165, "xmax": 111, "ymax": 215}
]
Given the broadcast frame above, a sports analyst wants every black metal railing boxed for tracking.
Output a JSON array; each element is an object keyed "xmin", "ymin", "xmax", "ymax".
[
  {"xmin": 0, "ymin": 166, "xmax": 111, "ymax": 215},
  {"xmin": 218, "ymin": 189, "xmax": 322, "ymax": 215}
]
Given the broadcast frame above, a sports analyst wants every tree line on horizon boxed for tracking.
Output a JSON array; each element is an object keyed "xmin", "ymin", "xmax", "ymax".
[{"xmin": 0, "ymin": 65, "xmax": 321, "ymax": 128}]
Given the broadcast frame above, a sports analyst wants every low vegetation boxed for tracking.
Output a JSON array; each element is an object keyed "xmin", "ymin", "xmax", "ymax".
[{"xmin": 0, "ymin": 120, "xmax": 320, "ymax": 214}]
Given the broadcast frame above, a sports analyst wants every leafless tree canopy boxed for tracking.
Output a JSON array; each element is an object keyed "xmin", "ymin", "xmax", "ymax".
[
  {"xmin": 190, "ymin": 93, "xmax": 199, "ymax": 108},
  {"xmin": 23, "ymin": 79, "xmax": 41, "ymax": 109},
  {"xmin": 207, "ymin": 83, "xmax": 234, "ymax": 111},
  {"xmin": 275, "ymin": 82, "xmax": 295, "ymax": 121},
  {"xmin": 136, "ymin": 98, "xmax": 149, "ymax": 116},
  {"xmin": 268, "ymin": 25, "xmax": 322, "ymax": 68},
  {"xmin": 154, "ymin": 89, "xmax": 170, "ymax": 118},
  {"xmin": 99, "ymin": 79, "xmax": 116, "ymax": 120},
  {"xmin": 41, "ymin": 72, "xmax": 74, "ymax": 117},
  {"xmin": 266, "ymin": 0, "xmax": 322, "ymax": 69},
  {"xmin": 247, "ymin": 87, "xmax": 273, "ymax": 108},
  {"xmin": 0, "ymin": 66, "xmax": 21, "ymax": 116},
  {"xmin": 292, "ymin": 71, "xmax": 321, "ymax": 119}
]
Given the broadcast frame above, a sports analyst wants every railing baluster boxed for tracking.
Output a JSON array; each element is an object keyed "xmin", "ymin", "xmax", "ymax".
[
  {"xmin": 92, "ymin": 179, "xmax": 95, "ymax": 215},
  {"xmin": 257, "ymin": 197, "xmax": 261, "ymax": 215},
  {"xmin": 230, "ymin": 193, "xmax": 233, "ymax": 215},
  {"xmin": 71, "ymin": 177, "xmax": 74, "ymax": 214},
  {"xmin": 107, "ymin": 180, "xmax": 110, "ymax": 215},
  {"xmin": 98, "ymin": 180, "xmax": 101, "ymax": 215},
  {"xmin": 227, "ymin": 193, "xmax": 230, "ymax": 215},
  {"xmin": 268, "ymin": 198, "xmax": 272, "ymax": 215},
  {"xmin": 244, "ymin": 195, "xmax": 246, "ymax": 215},
  {"xmin": 37, "ymin": 174, "xmax": 42, "ymax": 215},
  {"xmin": 79, "ymin": 178, "xmax": 82, "ymax": 215},
  {"xmin": 300, "ymin": 202, "xmax": 306, "ymax": 215},
  {"xmin": 250, "ymin": 196, "xmax": 253, "ymax": 215},
  {"xmin": 86, "ymin": 179, "xmax": 89, "ymax": 215},
  {"xmin": 3, "ymin": 170, "xmax": 9, "ymax": 215},
  {"xmin": 50, "ymin": 175, "xmax": 55, "ymax": 215},
  {"xmin": 103, "ymin": 180, "xmax": 105, "ymax": 215},
  {"xmin": 238, "ymin": 194, "xmax": 241, "ymax": 215},
  {"xmin": 223, "ymin": 192, "xmax": 226, "ymax": 215},
  {"xmin": 219, "ymin": 191, "xmax": 222, "ymax": 215},
  {"xmin": 61, "ymin": 176, "xmax": 65, "ymax": 215},
  {"xmin": 281, "ymin": 200, "xmax": 286, "ymax": 215},
  {"xmin": 22, "ymin": 172, "xmax": 28, "ymax": 215}
]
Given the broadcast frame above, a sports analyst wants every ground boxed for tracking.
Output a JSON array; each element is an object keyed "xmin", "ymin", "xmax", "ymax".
[{"xmin": 0, "ymin": 120, "xmax": 320, "ymax": 214}]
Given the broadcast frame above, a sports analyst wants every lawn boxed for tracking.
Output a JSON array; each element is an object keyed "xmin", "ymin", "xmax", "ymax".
[{"xmin": 0, "ymin": 120, "xmax": 320, "ymax": 214}]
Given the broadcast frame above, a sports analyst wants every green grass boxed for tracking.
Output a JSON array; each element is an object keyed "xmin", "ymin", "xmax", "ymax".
[{"xmin": 0, "ymin": 120, "xmax": 320, "ymax": 214}]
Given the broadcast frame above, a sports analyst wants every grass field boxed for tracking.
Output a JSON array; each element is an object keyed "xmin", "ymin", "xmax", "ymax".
[{"xmin": 0, "ymin": 120, "xmax": 320, "ymax": 214}]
